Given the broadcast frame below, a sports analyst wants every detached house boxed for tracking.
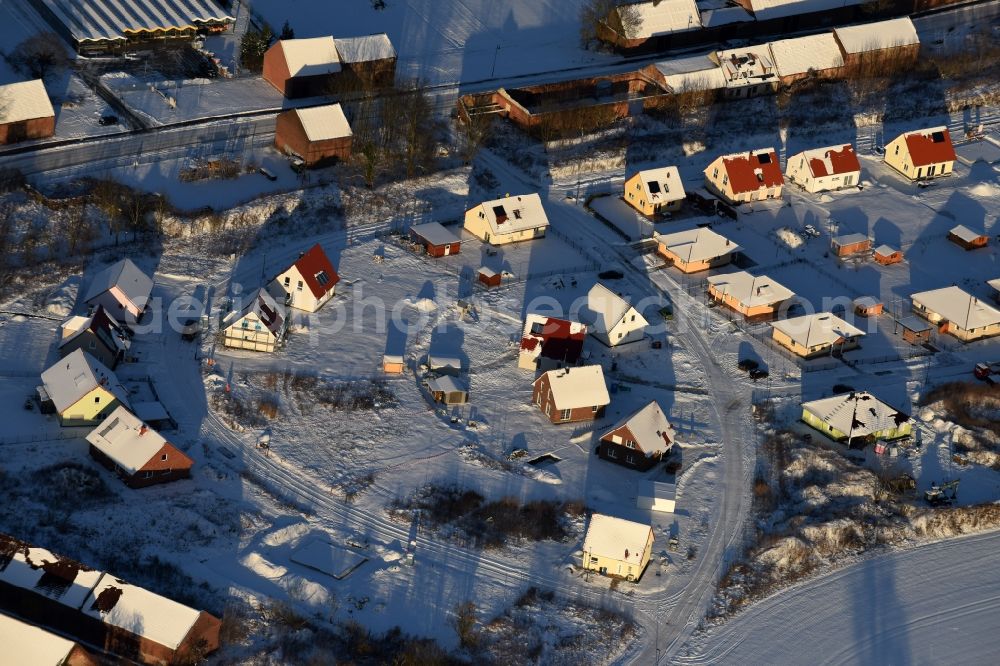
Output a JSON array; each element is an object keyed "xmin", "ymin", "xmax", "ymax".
[
  {"xmin": 274, "ymin": 103, "xmax": 352, "ymax": 166},
  {"xmin": 768, "ymin": 33, "xmax": 845, "ymax": 86},
  {"xmin": 597, "ymin": 401, "xmax": 676, "ymax": 471},
  {"xmin": 270, "ymin": 244, "xmax": 339, "ymax": 313},
  {"xmin": 771, "ymin": 313, "xmax": 865, "ymax": 358},
  {"xmin": 948, "ymin": 225, "xmax": 989, "ymax": 251},
  {"xmin": 704, "ymin": 148, "xmax": 783, "ymax": 204},
  {"xmin": 518, "ymin": 314, "xmax": 587, "ymax": 371},
  {"xmin": 86, "ymin": 406, "xmax": 193, "ymax": 488},
  {"xmin": 532, "ymin": 365, "xmax": 610, "ymax": 424},
  {"xmin": 39, "ymin": 349, "xmax": 130, "ymax": 426},
  {"xmin": 58, "ymin": 306, "xmax": 130, "ymax": 369},
  {"xmin": 586, "ymin": 283, "xmax": 649, "ymax": 347},
  {"xmin": 707, "ymin": 271, "xmax": 795, "ymax": 320},
  {"xmin": 599, "ymin": 0, "xmax": 702, "ymax": 50},
  {"xmin": 582, "ymin": 514, "xmax": 654, "ymax": 582},
  {"xmin": 884, "ymin": 127, "xmax": 956, "ymax": 181},
  {"xmin": 83, "ymin": 258, "xmax": 153, "ymax": 325},
  {"xmin": 911, "ymin": 286, "xmax": 1000, "ymax": 342},
  {"xmin": 801, "ymin": 391, "xmax": 911, "ymax": 446},
  {"xmin": 0, "ymin": 79, "xmax": 56, "ymax": 144},
  {"xmin": 785, "ymin": 144, "xmax": 861, "ymax": 193},
  {"xmin": 331, "ymin": 34, "xmax": 397, "ymax": 90},
  {"xmin": 222, "ymin": 288, "xmax": 288, "ymax": 352},
  {"xmin": 464, "ymin": 193, "xmax": 549, "ymax": 245},
  {"xmin": 714, "ymin": 47, "xmax": 779, "ymax": 99},
  {"xmin": 623, "ymin": 166, "xmax": 686, "ymax": 217},
  {"xmin": 655, "ymin": 227, "xmax": 740, "ymax": 274}
]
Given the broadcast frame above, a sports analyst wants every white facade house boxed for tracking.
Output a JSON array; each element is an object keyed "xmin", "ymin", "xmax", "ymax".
[
  {"xmin": 785, "ymin": 144, "xmax": 861, "ymax": 193},
  {"xmin": 83, "ymin": 258, "xmax": 153, "ymax": 325},
  {"xmin": 463, "ymin": 193, "xmax": 549, "ymax": 245},
  {"xmin": 586, "ymin": 283, "xmax": 649, "ymax": 347},
  {"xmin": 269, "ymin": 244, "xmax": 340, "ymax": 313}
]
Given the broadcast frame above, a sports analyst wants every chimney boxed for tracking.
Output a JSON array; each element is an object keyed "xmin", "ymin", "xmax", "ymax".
[
  {"xmin": 624, "ymin": 548, "xmax": 630, "ymax": 559},
  {"xmin": 139, "ymin": 425, "xmax": 148, "ymax": 436}
]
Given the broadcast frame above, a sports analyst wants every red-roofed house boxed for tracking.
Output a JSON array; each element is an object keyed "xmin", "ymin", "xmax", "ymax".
[
  {"xmin": 785, "ymin": 144, "xmax": 861, "ymax": 193},
  {"xmin": 269, "ymin": 244, "xmax": 340, "ymax": 313},
  {"xmin": 518, "ymin": 314, "xmax": 587, "ymax": 371},
  {"xmin": 704, "ymin": 148, "xmax": 783, "ymax": 204},
  {"xmin": 884, "ymin": 127, "xmax": 956, "ymax": 181}
]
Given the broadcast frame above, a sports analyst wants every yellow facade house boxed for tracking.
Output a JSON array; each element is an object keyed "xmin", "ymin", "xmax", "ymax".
[
  {"xmin": 771, "ymin": 312, "xmax": 865, "ymax": 358},
  {"xmin": 464, "ymin": 193, "xmax": 549, "ymax": 245},
  {"xmin": 884, "ymin": 127, "xmax": 956, "ymax": 181},
  {"xmin": 623, "ymin": 166, "xmax": 685, "ymax": 217},
  {"xmin": 582, "ymin": 513, "xmax": 654, "ymax": 582},
  {"xmin": 801, "ymin": 391, "xmax": 911, "ymax": 446},
  {"xmin": 38, "ymin": 349, "xmax": 131, "ymax": 426},
  {"xmin": 911, "ymin": 286, "xmax": 1000, "ymax": 342}
]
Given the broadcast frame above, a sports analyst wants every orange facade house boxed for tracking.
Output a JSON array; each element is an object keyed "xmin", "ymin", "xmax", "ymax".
[
  {"xmin": 707, "ymin": 271, "xmax": 795, "ymax": 320},
  {"xmin": 873, "ymin": 245, "xmax": 903, "ymax": 265}
]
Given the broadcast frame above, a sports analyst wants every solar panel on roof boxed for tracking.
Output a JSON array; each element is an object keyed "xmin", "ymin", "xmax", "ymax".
[
  {"xmin": 757, "ymin": 152, "xmax": 771, "ymax": 164},
  {"xmin": 932, "ymin": 131, "xmax": 944, "ymax": 143},
  {"xmin": 647, "ymin": 181, "xmax": 661, "ymax": 194}
]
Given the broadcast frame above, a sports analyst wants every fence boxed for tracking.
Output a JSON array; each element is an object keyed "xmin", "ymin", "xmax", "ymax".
[{"xmin": 0, "ymin": 431, "xmax": 80, "ymax": 446}]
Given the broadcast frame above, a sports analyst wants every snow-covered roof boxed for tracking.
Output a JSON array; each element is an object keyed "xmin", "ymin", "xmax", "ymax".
[
  {"xmin": 832, "ymin": 232, "xmax": 869, "ymax": 246},
  {"xmin": 59, "ymin": 306, "xmax": 130, "ymax": 354},
  {"xmin": 873, "ymin": 244, "xmax": 899, "ymax": 257},
  {"xmin": 747, "ymin": 0, "xmax": 864, "ymax": 21},
  {"xmin": 84, "ymin": 258, "xmax": 153, "ymax": 312},
  {"xmin": 223, "ymin": 288, "xmax": 286, "ymax": 337},
  {"xmin": 853, "ymin": 296, "xmax": 880, "ymax": 309},
  {"xmin": 0, "ymin": 536, "xmax": 103, "ymax": 611},
  {"xmin": 655, "ymin": 227, "xmax": 739, "ymax": 263},
  {"xmin": 768, "ymin": 33, "xmax": 844, "ymax": 77},
  {"xmin": 587, "ymin": 283, "xmax": 648, "ymax": 336},
  {"xmin": 834, "ymin": 17, "xmax": 919, "ymax": 54},
  {"xmin": 715, "ymin": 47, "xmax": 776, "ymax": 87},
  {"xmin": 0, "ymin": 612, "xmax": 82, "ymax": 666},
  {"xmin": 897, "ymin": 314, "xmax": 932, "ymax": 333},
  {"xmin": 520, "ymin": 314, "xmax": 587, "ymax": 364},
  {"xmin": 85, "ymin": 406, "xmax": 186, "ymax": 475},
  {"xmin": 426, "ymin": 375, "xmax": 467, "ymax": 395},
  {"xmin": 911, "ymin": 286, "xmax": 1000, "ymax": 331},
  {"xmin": 333, "ymin": 34, "xmax": 396, "ymax": 63},
  {"xmin": 293, "ymin": 103, "xmax": 351, "ymax": 142},
  {"xmin": 81, "ymin": 573, "xmax": 202, "ymax": 650},
  {"xmin": 37, "ymin": 0, "xmax": 234, "ymax": 43},
  {"xmin": 411, "ymin": 222, "xmax": 462, "ymax": 246},
  {"xmin": 772, "ymin": 312, "xmax": 865, "ymax": 347},
  {"xmin": 428, "ymin": 354, "xmax": 462, "ymax": 371},
  {"xmin": 583, "ymin": 514, "xmax": 652, "ymax": 564},
  {"xmin": 789, "ymin": 144, "xmax": 861, "ymax": 178},
  {"xmin": 949, "ymin": 225, "xmax": 986, "ymax": 244},
  {"xmin": 652, "ymin": 54, "xmax": 727, "ymax": 92},
  {"xmin": 0, "ymin": 79, "xmax": 55, "ymax": 125},
  {"xmin": 638, "ymin": 478, "xmax": 676, "ymax": 500},
  {"xmin": 40, "ymin": 349, "xmax": 130, "ymax": 414},
  {"xmin": 470, "ymin": 193, "xmax": 549, "ymax": 236},
  {"xmin": 536, "ymin": 365, "xmax": 610, "ymax": 410},
  {"xmin": 802, "ymin": 391, "xmax": 909, "ymax": 438},
  {"xmin": 707, "ymin": 271, "xmax": 794, "ymax": 307},
  {"xmin": 619, "ymin": 0, "xmax": 701, "ymax": 39},
  {"xmin": 988, "ymin": 278, "xmax": 1000, "ymax": 294},
  {"xmin": 631, "ymin": 166, "xmax": 686, "ymax": 204},
  {"xmin": 278, "ymin": 36, "xmax": 342, "ymax": 77},
  {"xmin": 602, "ymin": 401, "xmax": 675, "ymax": 457}
]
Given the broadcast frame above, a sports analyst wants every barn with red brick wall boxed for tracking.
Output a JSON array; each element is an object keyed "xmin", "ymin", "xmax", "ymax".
[
  {"xmin": 0, "ymin": 79, "xmax": 55, "ymax": 145},
  {"xmin": 275, "ymin": 104, "xmax": 352, "ymax": 167}
]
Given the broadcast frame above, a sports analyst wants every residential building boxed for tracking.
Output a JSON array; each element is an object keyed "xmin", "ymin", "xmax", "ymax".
[
  {"xmin": 713, "ymin": 47, "xmax": 779, "ymax": 98},
  {"xmin": 771, "ymin": 312, "xmax": 865, "ymax": 358},
  {"xmin": 767, "ymin": 32, "xmax": 845, "ymax": 86},
  {"xmin": 582, "ymin": 514, "xmax": 654, "ymax": 581},
  {"xmin": 83, "ymin": 258, "xmax": 153, "ymax": 325},
  {"xmin": 831, "ymin": 232, "xmax": 871, "ymax": 257},
  {"xmin": 532, "ymin": 365, "xmax": 610, "ymax": 424},
  {"xmin": 623, "ymin": 166, "xmax": 686, "ymax": 216},
  {"xmin": 704, "ymin": 148, "xmax": 783, "ymax": 204},
  {"xmin": 586, "ymin": 283, "xmax": 649, "ymax": 347},
  {"xmin": 274, "ymin": 104, "xmax": 352, "ymax": 166},
  {"xmin": 785, "ymin": 144, "xmax": 861, "ymax": 193},
  {"xmin": 873, "ymin": 245, "xmax": 903, "ymax": 265},
  {"xmin": 597, "ymin": 401, "xmax": 676, "ymax": 471},
  {"xmin": 518, "ymin": 314, "xmax": 587, "ymax": 371},
  {"xmin": 269, "ymin": 244, "xmax": 340, "ymax": 313},
  {"xmin": 464, "ymin": 193, "xmax": 549, "ymax": 245},
  {"xmin": 221, "ymin": 288, "xmax": 287, "ymax": 352},
  {"xmin": 58, "ymin": 306, "xmax": 130, "ymax": 369},
  {"xmin": 707, "ymin": 271, "xmax": 795, "ymax": 319},
  {"xmin": 801, "ymin": 391, "xmax": 911, "ymax": 446},
  {"xmin": 645, "ymin": 54, "xmax": 726, "ymax": 95},
  {"xmin": 0, "ymin": 79, "xmax": 55, "ymax": 144},
  {"xmin": 948, "ymin": 225, "xmax": 989, "ymax": 251},
  {"xmin": 0, "ymin": 612, "xmax": 97, "ymax": 666},
  {"xmin": 833, "ymin": 18, "xmax": 921, "ymax": 70},
  {"xmin": 38, "ymin": 349, "xmax": 130, "ymax": 426},
  {"xmin": 655, "ymin": 227, "xmax": 740, "ymax": 273},
  {"xmin": 86, "ymin": 406, "xmax": 194, "ymax": 488},
  {"xmin": 911, "ymin": 286, "xmax": 1000, "ymax": 342},
  {"xmin": 263, "ymin": 36, "xmax": 342, "ymax": 98},
  {"xmin": 410, "ymin": 222, "xmax": 462, "ymax": 257},
  {"xmin": 884, "ymin": 127, "xmax": 957, "ymax": 181}
]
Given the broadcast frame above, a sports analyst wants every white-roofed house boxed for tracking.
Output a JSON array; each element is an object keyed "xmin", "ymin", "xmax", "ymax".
[
  {"xmin": 834, "ymin": 17, "xmax": 920, "ymax": 71},
  {"xmin": 948, "ymin": 224, "xmax": 989, "ymax": 251},
  {"xmin": 38, "ymin": 349, "xmax": 131, "ymax": 426},
  {"xmin": 532, "ymin": 365, "xmax": 610, "ymax": 424},
  {"xmin": 586, "ymin": 283, "xmax": 649, "ymax": 346},
  {"xmin": 768, "ymin": 32, "xmax": 845, "ymax": 86},
  {"xmin": 771, "ymin": 312, "xmax": 865, "ymax": 358},
  {"xmin": 623, "ymin": 166, "xmax": 686, "ymax": 216},
  {"xmin": 599, "ymin": 0, "xmax": 701, "ymax": 49},
  {"xmin": 275, "ymin": 103, "xmax": 352, "ymax": 166},
  {"xmin": 884, "ymin": 127, "xmax": 956, "ymax": 181},
  {"xmin": 582, "ymin": 514, "xmax": 654, "ymax": 581},
  {"xmin": 830, "ymin": 232, "xmax": 872, "ymax": 257},
  {"xmin": 644, "ymin": 53, "xmax": 727, "ymax": 96},
  {"xmin": 597, "ymin": 400, "xmax": 676, "ymax": 471},
  {"xmin": 707, "ymin": 271, "xmax": 795, "ymax": 319},
  {"xmin": 425, "ymin": 374, "xmax": 469, "ymax": 405},
  {"xmin": 221, "ymin": 288, "xmax": 288, "ymax": 352},
  {"xmin": 801, "ymin": 391, "xmax": 911, "ymax": 446},
  {"xmin": 86, "ymin": 406, "xmax": 193, "ymax": 488},
  {"xmin": 785, "ymin": 144, "xmax": 862, "ymax": 193},
  {"xmin": 911, "ymin": 286, "xmax": 1000, "ymax": 342},
  {"xmin": 873, "ymin": 244, "xmax": 904, "ymax": 266},
  {"xmin": 333, "ymin": 34, "xmax": 397, "ymax": 89},
  {"xmin": 83, "ymin": 258, "xmax": 153, "ymax": 325},
  {"xmin": 0, "ymin": 612, "xmax": 97, "ymax": 666},
  {"xmin": 58, "ymin": 305, "xmax": 130, "ymax": 370},
  {"xmin": 410, "ymin": 222, "xmax": 462, "ymax": 257},
  {"xmin": 263, "ymin": 36, "xmax": 341, "ymax": 98},
  {"xmin": 655, "ymin": 227, "xmax": 740, "ymax": 273},
  {"xmin": 0, "ymin": 79, "xmax": 56, "ymax": 144},
  {"xmin": 464, "ymin": 193, "xmax": 549, "ymax": 245}
]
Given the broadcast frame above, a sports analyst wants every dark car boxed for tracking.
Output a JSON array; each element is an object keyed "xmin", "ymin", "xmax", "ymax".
[
  {"xmin": 749, "ymin": 368, "xmax": 770, "ymax": 382},
  {"xmin": 738, "ymin": 358, "xmax": 760, "ymax": 372},
  {"xmin": 180, "ymin": 318, "xmax": 200, "ymax": 341},
  {"xmin": 98, "ymin": 115, "xmax": 118, "ymax": 126},
  {"xmin": 598, "ymin": 269, "xmax": 624, "ymax": 280}
]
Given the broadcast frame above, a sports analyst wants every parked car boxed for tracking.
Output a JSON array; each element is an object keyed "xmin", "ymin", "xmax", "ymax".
[
  {"xmin": 803, "ymin": 224, "xmax": 820, "ymax": 238},
  {"xmin": 832, "ymin": 384, "xmax": 855, "ymax": 394},
  {"xmin": 738, "ymin": 358, "xmax": 760, "ymax": 372},
  {"xmin": 180, "ymin": 318, "xmax": 200, "ymax": 341},
  {"xmin": 98, "ymin": 115, "xmax": 118, "ymax": 126},
  {"xmin": 749, "ymin": 368, "xmax": 770, "ymax": 382},
  {"xmin": 258, "ymin": 167, "xmax": 277, "ymax": 181}
]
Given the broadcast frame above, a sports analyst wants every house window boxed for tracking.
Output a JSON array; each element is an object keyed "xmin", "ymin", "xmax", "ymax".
[
  {"xmin": 592, "ymin": 405, "xmax": 599, "ymax": 413},
  {"xmin": 143, "ymin": 471, "xmax": 154, "ymax": 479},
  {"xmin": 626, "ymin": 454, "xmax": 635, "ymax": 465},
  {"xmin": 712, "ymin": 168, "xmax": 718, "ymax": 178},
  {"xmin": 161, "ymin": 453, "xmax": 168, "ymax": 461},
  {"xmin": 723, "ymin": 175, "xmax": 728, "ymax": 186},
  {"xmin": 242, "ymin": 320, "xmax": 249, "ymax": 328},
  {"xmin": 631, "ymin": 314, "xmax": 635, "ymax": 321},
  {"xmin": 89, "ymin": 340, "xmax": 96, "ymax": 349},
  {"xmin": 94, "ymin": 396, "xmax": 100, "ymax": 403},
  {"xmin": 607, "ymin": 448, "xmax": 617, "ymax": 459},
  {"xmin": 297, "ymin": 280, "xmax": 303, "ymax": 291},
  {"xmin": 625, "ymin": 440, "xmax": 635, "ymax": 449},
  {"xmin": 894, "ymin": 145, "xmax": 899, "ymax": 155},
  {"xmin": 590, "ymin": 556, "xmax": 599, "ymax": 563},
  {"xmin": 316, "ymin": 271, "xmax": 329, "ymax": 286},
  {"xmin": 284, "ymin": 276, "xmax": 290, "ymax": 287},
  {"xmin": 560, "ymin": 408, "xmax": 571, "ymax": 421}
]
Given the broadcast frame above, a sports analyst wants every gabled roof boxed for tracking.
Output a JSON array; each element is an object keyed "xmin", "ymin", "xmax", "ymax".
[
  {"xmin": 40, "ymin": 349, "xmax": 130, "ymax": 414},
  {"xmin": 655, "ymin": 227, "xmax": 740, "ymax": 263},
  {"xmin": 802, "ymin": 391, "xmax": 909, "ymax": 438},
  {"xmin": 631, "ymin": 166, "xmax": 686, "ymax": 204},
  {"xmin": 619, "ymin": 0, "xmax": 701, "ymax": 39},
  {"xmin": 873, "ymin": 244, "xmax": 899, "ymax": 257},
  {"xmin": 0, "ymin": 612, "xmax": 83, "ymax": 666},
  {"xmin": 277, "ymin": 36, "xmax": 342, "ymax": 77},
  {"xmin": 411, "ymin": 222, "xmax": 462, "ymax": 246},
  {"xmin": 0, "ymin": 534, "xmax": 103, "ymax": 612},
  {"xmin": 59, "ymin": 305, "xmax": 130, "ymax": 355},
  {"xmin": 602, "ymin": 400, "xmax": 675, "ymax": 457},
  {"xmin": 223, "ymin": 288, "xmax": 286, "ymax": 337},
  {"xmin": 86, "ymin": 406, "xmax": 191, "ymax": 475},
  {"xmin": 713, "ymin": 148, "xmax": 783, "ymax": 194},
  {"xmin": 832, "ymin": 232, "xmax": 869, "ymax": 246},
  {"xmin": 746, "ymin": 0, "xmax": 865, "ymax": 21},
  {"xmin": 278, "ymin": 244, "xmax": 340, "ymax": 300},
  {"xmin": 426, "ymin": 375, "xmax": 467, "ymax": 395},
  {"xmin": 768, "ymin": 33, "xmax": 844, "ymax": 77},
  {"xmin": 949, "ymin": 224, "xmax": 986, "ymax": 243},
  {"xmin": 84, "ymin": 258, "xmax": 153, "ymax": 312},
  {"xmin": 987, "ymin": 278, "xmax": 1000, "ymax": 294},
  {"xmin": 834, "ymin": 17, "xmax": 919, "ymax": 54},
  {"xmin": 789, "ymin": 144, "xmax": 860, "ymax": 178},
  {"xmin": 587, "ymin": 283, "xmax": 648, "ymax": 335},
  {"xmin": 293, "ymin": 104, "xmax": 352, "ymax": 142},
  {"xmin": 583, "ymin": 514, "xmax": 651, "ymax": 564},
  {"xmin": 912, "ymin": 286, "xmax": 1000, "ymax": 331},
  {"xmin": 333, "ymin": 34, "xmax": 396, "ymax": 63},
  {"xmin": 470, "ymin": 193, "xmax": 549, "ymax": 236},
  {"xmin": 772, "ymin": 312, "xmax": 865, "ymax": 347},
  {"xmin": 0, "ymin": 79, "xmax": 55, "ymax": 125},
  {"xmin": 534, "ymin": 365, "xmax": 610, "ymax": 410},
  {"xmin": 898, "ymin": 127, "xmax": 956, "ymax": 167},
  {"xmin": 520, "ymin": 314, "xmax": 587, "ymax": 364},
  {"xmin": 707, "ymin": 271, "xmax": 794, "ymax": 307},
  {"xmin": 651, "ymin": 53, "xmax": 727, "ymax": 92}
]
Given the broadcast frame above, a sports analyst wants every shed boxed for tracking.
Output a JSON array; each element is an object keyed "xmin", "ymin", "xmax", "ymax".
[
  {"xmin": 410, "ymin": 222, "xmax": 462, "ymax": 257},
  {"xmin": 636, "ymin": 479, "xmax": 677, "ymax": 513},
  {"xmin": 853, "ymin": 296, "xmax": 883, "ymax": 318},
  {"xmin": 274, "ymin": 104, "xmax": 352, "ymax": 166},
  {"xmin": 0, "ymin": 79, "xmax": 56, "ymax": 144},
  {"xmin": 426, "ymin": 375, "xmax": 468, "ymax": 405},
  {"xmin": 948, "ymin": 225, "xmax": 988, "ymax": 251},
  {"xmin": 897, "ymin": 315, "xmax": 932, "ymax": 345},
  {"xmin": 831, "ymin": 232, "xmax": 871, "ymax": 257},
  {"xmin": 427, "ymin": 354, "xmax": 462, "ymax": 375},
  {"xmin": 873, "ymin": 244, "xmax": 903, "ymax": 265},
  {"xmin": 478, "ymin": 266, "xmax": 502, "ymax": 288},
  {"xmin": 382, "ymin": 354, "xmax": 405, "ymax": 374}
]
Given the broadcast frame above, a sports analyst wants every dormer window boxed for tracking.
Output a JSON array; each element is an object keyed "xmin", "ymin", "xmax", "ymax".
[{"xmin": 315, "ymin": 271, "xmax": 329, "ymax": 286}]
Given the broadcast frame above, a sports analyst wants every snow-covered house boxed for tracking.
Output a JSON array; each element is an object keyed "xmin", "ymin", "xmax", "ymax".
[
  {"xmin": 948, "ymin": 225, "xmax": 989, "ymax": 251},
  {"xmin": 83, "ymin": 258, "xmax": 153, "ymax": 325},
  {"xmin": 532, "ymin": 365, "xmax": 610, "ymax": 424},
  {"xmin": 0, "ymin": 612, "xmax": 97, "ymax": 666},
  {"xmin": 771, "ymin": 313, "xmax": 865, "ymax": 358},
  {"xmin": 0, "ymin": 79, "xmax": 55, "ymax": 144},
  {"xmin": 332, "ymin": 34, "xmax": 397, "ymax": 89},
  {"xmin": 586, "ymin": 283, "xmax": 648, "ymax": 347},
  {"xmin": 704, "ymin": 148, "xmax": 783, "ymax": 204},
  {"xmin": 58, "ymin": 305, "xmax": 130, "ymax": 370},
  {"xmin": 600, "ymin": 0, "xmax": 701, "ymax": 49},
  {"xmin": 221, "ymin": 288, "xmax": 287, "ymax": 352},
  {"xmin": 38, "ymin": 349, "xmax": 130, "ymax": 426},
  {"xmin": 801, "ymin": 391, "xmax": 911, "ymax": 445},
  {"xmin": 767, "ymin": 32, "xmax": 845, "ymax": 86},
  {"xmin": 262, "ymin": 36, "xmax": 341, "ymax": 98},
  {"xmin": 655, "ymin": 227, "xmax": 740, "ymax": 274},
  {"xmin": 597, "ymin": 401, "xmax": 676, "ymax": 471},
  {"xmin": 85, "ymin": 406, "xmax": 193, "ymax": 488},
  {"xmin": 713, "ymin": 47, "xmax": 779, "ymax": 98},
  {"xmin": 582, "ymin": 514, "xmax": 654, "ymax": 581},
  {"xmin": 911, "ymin": 286, "xmax": 1000, "ymax": 342},
  {"xmin": 274, "ymin": 103, "xmax": 352, "ymax": 166},
  {"xmin": 833, "ymin": 17, "xmax": 920, "ymax": 69},
  {"xmin": 427, "ymin": 354, "xmax": 462, "ymax": 375},
  {"xmin": 269, "ymin": 244, "xmax": 339, "ymax": 313},
  {"xmin": 853, "ymin": 296, "xmax": 883, "ymax": 318},
  {"xmin": 707, "ymin": 271, "xmax": 795, "ymax": 319},
  {"xmin": 410, "ymin": 222, "xmax": 462, "ymax": 257},
  {"xmin": 645, "ymin": 54, "xmax": 726, "ymax": 95},
  {"xmin": 873, "ymin": 244, "xmax": 903, "ymax": 265},
  {"xmin": 831, "ymin": 232, "xmax": 871, "ymax": 257},
  {"xmin": 785, "ymin": 144, "xmax": 861, "ymax": 193},
  {"xmin": 884, "ymin": 127, "xmax": 956, "ymax": 181},
  {"xmin": 623, "ymin": 166, "xmax": 685, "ymax": 216},
  {"xmin": 464, "ymin": 193, "xmax": 549, "ymax": 245},
  {"xmin": 426, "ymin": 375, "xmax": 468, "ymax": 405},
  {"xmin": 518, "ymin": 314, "xmax": 587, "ymax": 371}
]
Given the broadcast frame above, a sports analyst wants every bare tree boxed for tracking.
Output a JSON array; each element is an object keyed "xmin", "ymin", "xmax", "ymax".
[
  {"xmin": 580, "ymin": 0, "xmax": 641, "ymax": 50},
  {"xmin": 5, "ymin": 33, "xmax": 70, "ymax": 81}
]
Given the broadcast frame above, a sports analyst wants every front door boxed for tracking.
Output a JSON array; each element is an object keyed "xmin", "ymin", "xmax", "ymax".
[
  {"xmin": 443, "ymin": 244, "xmax": 451, "ymax": 256},
  {"xmin": 598, "ymin": 566, "xmax": 607, "ymax": 575}
]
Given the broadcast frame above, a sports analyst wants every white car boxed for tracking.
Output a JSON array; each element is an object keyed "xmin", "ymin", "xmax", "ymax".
[{"xmin": 803, "ymin": 224, "xmax": 820, "ymax": 238}]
